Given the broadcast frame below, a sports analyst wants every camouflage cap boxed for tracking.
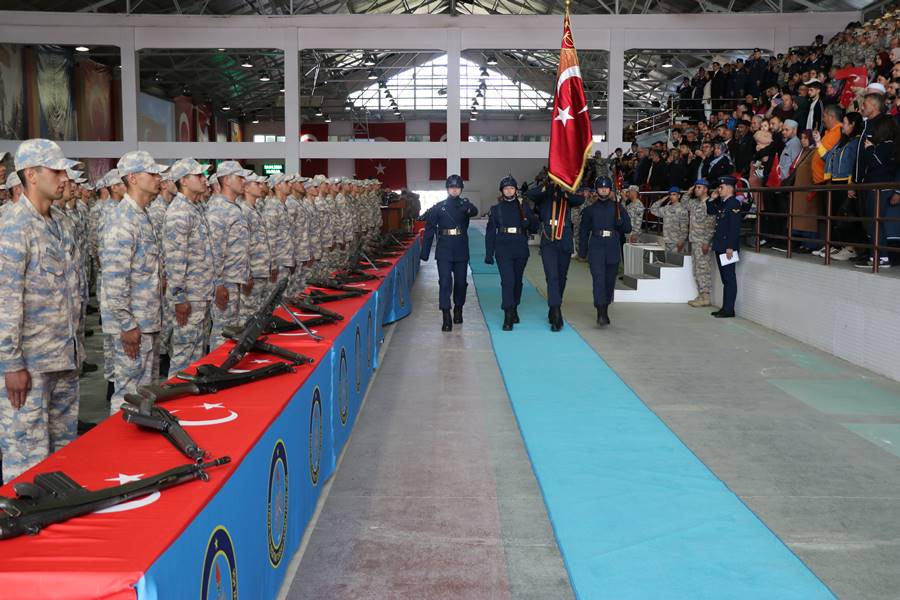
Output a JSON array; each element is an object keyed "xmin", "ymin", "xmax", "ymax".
[
  {"xmin": 0, "ymin": 151, "xmax": 6, "ymax": 162},
  {"xmin": 5, "ymin": 172, "xmax": 21, "ymax": 189},
  {"xmin": 268, "ymin": 173, "xmax": 287, "ymax": 186},
  {"xmin": 99, "ymin": 168, "xmax": 122, "ymax": 189},
  {"xmin": 66, "ymin": 167, "xmax": 86, "ymax": 183},
  {"xmin": 169, "ymin": 157, "xmax": 209, "ymax": 182},
  {"xmin": 303, "ymin": 179, "xmax": 319, "ymax": 190},
  {"xmin": 245, "ymin": 172, "xmax": 266, "ymax": 183},
  {"xmin": 15, "ymin": 139, "xmax": 81, "ymax": 171},
  {"xmin": 216, "ymin": 160, "xmax": 252, "ymax": 179},
  {"xmin": 117, "ymin": 151, "xmax": 168, "ymax": 176}
]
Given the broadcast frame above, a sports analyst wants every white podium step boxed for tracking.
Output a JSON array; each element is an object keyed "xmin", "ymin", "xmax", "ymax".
[{"xmin": 616, "ymin": 241, "xmax": 699, "ymax": 303}]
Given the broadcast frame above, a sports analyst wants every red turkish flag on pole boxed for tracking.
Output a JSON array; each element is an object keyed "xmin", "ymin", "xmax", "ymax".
[{"xmin": 548, "ymin": 9, "xmax": 592, "ymax": 193}]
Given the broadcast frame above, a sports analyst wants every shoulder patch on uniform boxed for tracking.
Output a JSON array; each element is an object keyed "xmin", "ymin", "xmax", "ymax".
[{"xmin": 731, "ymin": 208, "xmax": 741, "ymax": 213}]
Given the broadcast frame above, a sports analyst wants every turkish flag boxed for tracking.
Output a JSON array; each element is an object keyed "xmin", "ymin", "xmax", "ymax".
[
  {"xmin": 300, "ymin": 123, "xmax": 329, "ymax": 177},
  {"xmin": 354, "ymin": 122, "xmax": 407, "ymax": 190},
  {"xmin": 429, "ymin": 122, "xmax": 469, "ymax": 181},
  {"xmin": 834, "ymin": 66, "xmax": 868, "ymax": 109},
  {"xmin": 174, "ymin": 95, "xmax": 195, "ymax": 142},
  {"xmin": 547, "ymin": 11, "xmax": 592, "ymax": 192}
]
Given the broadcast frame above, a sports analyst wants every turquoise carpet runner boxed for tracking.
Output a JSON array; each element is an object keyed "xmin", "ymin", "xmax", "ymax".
[{"xmin": 468, "ymin": 229, "xmax": 834, "ymax": 600}]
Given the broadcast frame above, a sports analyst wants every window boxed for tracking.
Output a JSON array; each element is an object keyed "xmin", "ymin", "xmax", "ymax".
[{"xmin": 348, "ymin": 54, "xmax": 551, "ymax": 112}]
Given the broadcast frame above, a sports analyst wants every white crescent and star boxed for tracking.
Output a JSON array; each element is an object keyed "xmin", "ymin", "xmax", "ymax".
[
  {"xmin": 96, "ymin": 473, "xmax": 161, "ymax": 513},
  {"xmin": 554, "ymin": 65, "xmax": 589, "ymax": 126},
  {"xmin": 170, "ymin": 403, "xmax": 240, "ymax": 427},
  {"xmin": 555, "ymin": 106, "xmax": 574, "ymax": 127}
]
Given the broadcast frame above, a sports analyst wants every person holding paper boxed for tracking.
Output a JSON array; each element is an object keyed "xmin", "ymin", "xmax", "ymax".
[{"xmin": 707, "ymin": 175, "xmax": 742, "ymax": 318}]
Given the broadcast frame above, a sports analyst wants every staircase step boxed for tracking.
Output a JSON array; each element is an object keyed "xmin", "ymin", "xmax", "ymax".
[
  {"xmin": 644, "ymin": 262, "xmax": 681, "ymax": 278},
  {"xmin": 623, "ymin": 273, "xmax": 656, "ymax": 289}
]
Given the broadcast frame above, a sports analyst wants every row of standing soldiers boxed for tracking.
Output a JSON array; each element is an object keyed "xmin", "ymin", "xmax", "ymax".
[{"xmin": 0, "ymin": 139, "xmax": 384, "ymax": 483}]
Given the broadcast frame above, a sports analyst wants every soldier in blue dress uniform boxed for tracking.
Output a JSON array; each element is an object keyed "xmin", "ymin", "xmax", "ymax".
[
  {"xmin": 484, "ymin": 175, "xmax": 538, "ymax": 331},
  {"xmin": 420, "ymin": 174, "xmax": 479, "ymax": 332},
  {"xmin": 526, "ymin": 182, "xmax": 585, "ymax": 331},
  {"xmin": 578, "ymin": 176, "xmax": 631, "ymax": 326},
  {"xmin": 707, "ymin": 175, "xmax": 742, "ymax": 318}
]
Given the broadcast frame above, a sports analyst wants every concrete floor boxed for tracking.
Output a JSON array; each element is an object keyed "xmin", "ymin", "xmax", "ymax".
[
  {"xmin": 286, "ymin": 261, "xmax": 574, "ymax": 600},
  {"xmin": 523, "ymin": 248, "xmax": 900, "ymax": 600}
]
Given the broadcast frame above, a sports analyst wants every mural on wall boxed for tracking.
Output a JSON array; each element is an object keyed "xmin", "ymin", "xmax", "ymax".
[
  {"xmin": 33, "ymin": 45, "xmax": 77, "ymax": 140},
  {"xmin": 175, "ymin": 95, "xmax": 195, "ymax": 142},
  {"xmin": 0, "ymin": 44, "xmax": 26, "ymax": 140},
  {"xmin": 76, "ymin": 58, "xmax": 114, "ymax": 142}
]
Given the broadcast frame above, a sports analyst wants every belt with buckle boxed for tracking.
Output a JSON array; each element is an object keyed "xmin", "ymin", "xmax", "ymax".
[
  {"xmin": 593, "ymin": 229, "xmax": 614, "ymax": 237},
  {"xmin": 439, "ymin": 228, "xmax": 461, "ymax": 236},
  {"xmin": 501, "ymin": 227, "xmax": 521, "ymax": 234},
  {"xmin": 548, "ymin": 219, "xmax": 560, "ymax": 227}
]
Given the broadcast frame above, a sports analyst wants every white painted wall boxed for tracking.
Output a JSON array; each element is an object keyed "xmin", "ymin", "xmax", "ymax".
[{"xmin": 710, "ymin": 252, "xmax": 900, "ymax": 383}]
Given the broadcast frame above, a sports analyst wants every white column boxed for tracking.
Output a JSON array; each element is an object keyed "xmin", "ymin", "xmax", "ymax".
[
  {"xmin": 285, "ymin": 29, "xmax": 301, "ymax": 173},
  {"xmin": 446, "ymin": 29, "xmax": 462, "ymax": 179},
  {"xmin": 119, "ymin": 28, "xmax": 139, "ymax": 151},
  {"xmin": 607, "ymin": 29, "xmax": 625, "ymax": 152}
]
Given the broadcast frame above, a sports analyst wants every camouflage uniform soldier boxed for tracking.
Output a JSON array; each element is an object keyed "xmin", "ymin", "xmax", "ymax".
[
  {"xmin": 2, "ymin": 173, "xmax": 24, "ymax": 216},
  {"xmin": 333, "ymin": 178, "xmax": 353, "ymax": 269},
  {"xmin": 147, "ymin": 174, "xmax": 176, "ymax": 360},
  {"xmin": 238, "ymin": 174, "xmax": 275, "ymax": 321},
  {"xmin": 101, "ymin": 151, "xmax": 167, "ymax": 415},
  {"xmin": 206, "ymin": 161, "xmax": 251, "ymax": 348},
  {"xmin": 650, "ymin": 186, "xmax": 689, "ymax": 254},
  {"xmin": 278, "ymin": 174, "xmax": 312, "ymax": 296},
  {"xmin": 263, "ymin": 173, "xmax": 295, "ymax": 284},
  {"xmin": 684, "ymin": 179, "xmax": 718, "ymax": 307},
  {"xmin": 93, "ymin": 169, "xmax": 126, "ymax": 401},
  {"xmin": 298, "ymin": 177, "xmax": 324, "ymax": 280},
  {"xmin": 61, "ymin": 169, "xmax": 92, "ymax": 374},
  {"xmin": 0, "ymin": 139, "xmax": 82, "ymax": 483},
  {"xmin": 163, "ymin": 158, "xmax": 215, "ymax": 377},
  {"xmin": 623, "ymin": 185, "xmax": 644, "ymax": 244}
]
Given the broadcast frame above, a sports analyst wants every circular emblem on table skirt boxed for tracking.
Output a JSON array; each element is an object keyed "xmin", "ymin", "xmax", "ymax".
[
  {"xmin": 366, "ymin": 310, "xmax": 373, "ymax": 370},
  {"xmin": 309, "ymin": 387, "xmax": 323, "ymax": 486},
  {"xmin": 267, "ymin": 439, "xmax": 289, "ymax": 568},
  {"xmin": 201, "ymin": 526, "xmax": 238, "ymax": 600},
  {"xmin": 354, "ymin": 325, "xmax": 362, "ymax": 394},
  {"xmin": 338, "ymin": 347, "xmax": 349, "ymax": 426}
]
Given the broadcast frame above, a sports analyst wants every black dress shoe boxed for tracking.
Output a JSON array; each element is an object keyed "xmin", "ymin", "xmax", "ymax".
[
  {"xmin": 81, "ymin": 361, "xmax": 98, "ymax": 375},
  {"xmin": 711, "ymin": 310, "xmax": 722, "ymax": 316},
  {"xmin": 598, "ymin": 304, "xmax": 611, "ymax": 326},
  {"xmin": 85, "ymin": 305, "xmax": 98, "ymax": 315},
  {"xmin": 502, "ymin": 309, "xmax": 514, "ymax": 331},
  {"xmin": 511, "ymin": 307, "xmax": 520, "ymax": 324},
  {"xmin": 77, "ymin": 420, "xmax": 97, "ymax": 435},
  {"xmin": 453, "ymin": 306, "xmax": 463, "ymax": 324},
  {"xmin": 442, "ymin": 310, "xmax": 453, "ymax": 332},
  {"xmin": 714, "ymin": 311, "xmax": 736, "ymax": 318},
  {"xmin": 550, "ymin": 306, "xmax": 563, "ymax": 332},
  {"xmin": 85, "ymin": 328, "xmax": 94, "ymax": 337}
]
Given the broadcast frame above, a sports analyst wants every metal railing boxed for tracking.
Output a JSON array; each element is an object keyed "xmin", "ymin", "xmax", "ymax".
[{"xmin": 742, "ymin": 182, "xmax": 900, "ymax": 274}]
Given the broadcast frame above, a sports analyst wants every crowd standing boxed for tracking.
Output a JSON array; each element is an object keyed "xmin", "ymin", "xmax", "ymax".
[{"xmin": 0, "ymin": 139, "xmax": 385, "ymax": 484}]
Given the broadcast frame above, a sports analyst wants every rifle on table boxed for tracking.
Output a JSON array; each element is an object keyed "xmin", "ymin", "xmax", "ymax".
[
  {"xmin": 0, "ymin": 457, "xmax": 230, "ymax": 540},
  {"xmin": 275, "ymin": 298, "xmax": 345, "ymax": 331},
  {"xmin": 304, "ymin": 279, "xmax": 371, "ymax": 303},
  {"xmin": 123, "ymin": 279, "xmax": 314, "ymax": 434}
]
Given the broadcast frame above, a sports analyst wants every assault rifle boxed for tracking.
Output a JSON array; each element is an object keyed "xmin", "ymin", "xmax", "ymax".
[
  {"xmin": 304, "ymin": 278, "xmax": 371, "ymax": 303},
  {"xmin": 128, "ymin": 279, "xmax": 312, "ymax": 402},
  {"xmin": 0, "ymin": 457, "xmax": 230, "ymax": 540}
]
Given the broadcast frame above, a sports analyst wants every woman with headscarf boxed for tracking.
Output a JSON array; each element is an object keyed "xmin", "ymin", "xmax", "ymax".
[{"xmin": 789, "ymin": 130, "xmax": 820, "ymax": 251}]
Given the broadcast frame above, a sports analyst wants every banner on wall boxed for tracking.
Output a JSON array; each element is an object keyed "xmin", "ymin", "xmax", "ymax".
[
  {"xmin": 229, "ymin": 120, "xmax": 243, "ymax": 142},
  {"xmin": 33, "ymin": 45, "xmax": 76, "ymax": 140},
  {"xmin": 75, "ymin": 58, "xmax": 114, "ymax": 142},
  {"xmin": 215, "ymin": 112, "xmax": 227, "ymax": 142},
  {"xmin": 196, "ymin": 102, "xmax": 212, "ymax": 142},
  {"xmin": 429, "ymin": 122, "xmax": 469, "ymax": 181},
  {"xmin": 174, "ymin": 95, "xmax": 195, "ymax": 142},
  {"xmin": 138, "ymin": 92, "xmax": 175, "ymax": 142},
  {"xmin": 354, "ymin": 122, "xmax": 406, "ymax": 189},
  {"xmin": 0, "ymin": 44, "xmax": 27, "ymax": 140},
  {"xmin": 300, "ymin": 123, "xmax": 329, "ymax": 177}
]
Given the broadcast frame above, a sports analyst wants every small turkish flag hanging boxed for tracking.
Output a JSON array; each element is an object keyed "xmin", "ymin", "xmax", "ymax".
[{"xmin": 548, "ymin": 9, "xmax": 592, "ymax": 193}]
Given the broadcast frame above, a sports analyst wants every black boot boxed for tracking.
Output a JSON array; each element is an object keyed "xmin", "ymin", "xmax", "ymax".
[
  {"xmin": 159, "ymin": 353, "xmax": 171, "ymax": 378},
  {"xmin": 442, "ymin": 310, "xmax": 453, "ymax": 332},
  {"xmin": 85, "ymin": 328, "xmax": 94, "ymax": 338},
  {"xmin": 598, "ymin": 304, "xmax": 611, "ymax": 326},
  {"xmin": 502, "ymin": 309, "xmax": 514, "ymax": 331},
  {"xmin": 511, "ymin": 307, "xmax": 520, "ymax": 324},
  {"xmin": 550, "ymin": 306, "xmax": 563, "ymax": 332},
  {"xmin": 81, "ymin": 361, "xmax": 98, "ymax": 375},
  {"xmin": 453, "ymin": 306, "xmax": 463, "ymax": 324}
]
